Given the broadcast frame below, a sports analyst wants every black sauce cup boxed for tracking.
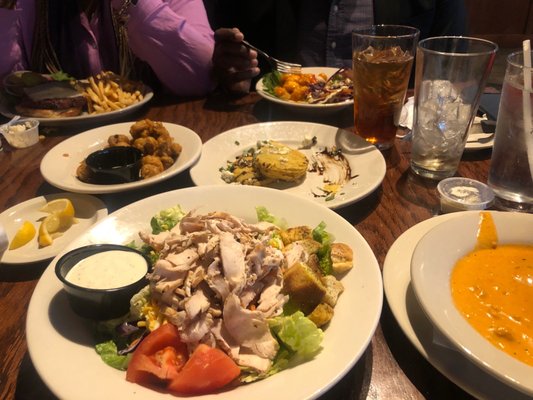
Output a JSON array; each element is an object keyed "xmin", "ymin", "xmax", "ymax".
[
  {"xmin": 85, "ymin": 146, "xmax": 142, "ymax": 184},
  {"xmin": 55, "ymin": 244, "xmax": 149, "ymax": 320}
]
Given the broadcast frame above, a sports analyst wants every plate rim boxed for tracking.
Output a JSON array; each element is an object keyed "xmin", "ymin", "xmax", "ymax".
[
  {"xmin": 255, "ymin": 67, "xmax": 353, "ymax": 110},
  {"xmin": 26, "ymin": 185, "xmax": 383, "ymax": 400},
  {"xmin": 189, "ymin": 120, "xmax": 386, "ymax": 209},
  {"xmin": 40, "ymin": 121, "xmax": 202, "ymax": 194},
  {"xmin": 409, "ymin": 211, "xmax": 533, "ymax": 396},
  {"xmin": 0, "ymin": 192, "xmax": 108, "ymax": 265}
]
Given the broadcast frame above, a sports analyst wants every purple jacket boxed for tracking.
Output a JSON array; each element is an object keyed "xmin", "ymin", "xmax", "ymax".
[{"xmin": 0, "ymin": 0, "xmax": 215, "ymax": 96}]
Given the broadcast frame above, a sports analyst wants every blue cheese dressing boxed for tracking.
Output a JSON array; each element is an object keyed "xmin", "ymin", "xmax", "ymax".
[{"xmin": 65, "ymin": 250, "xmax": 147, "ymax": 289}]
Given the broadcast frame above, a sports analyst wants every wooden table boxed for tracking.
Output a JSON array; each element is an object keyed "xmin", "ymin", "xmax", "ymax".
[{"xmin": 0, "ymin": 92, "xmax": 493, "ymax": 400}]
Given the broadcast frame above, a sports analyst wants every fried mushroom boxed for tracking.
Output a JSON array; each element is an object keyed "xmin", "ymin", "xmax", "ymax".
[
  {"xmin": 108, "ymin": 134, "xmax": 131, "ymax": 147},
  {"xmin": 133, "ymin": 136, "xmax": 158, "ymax": 155}
]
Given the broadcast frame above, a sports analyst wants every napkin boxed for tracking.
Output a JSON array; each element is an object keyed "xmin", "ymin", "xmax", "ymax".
[
  {"xmin": 0, "ymin": 224, "xmax": 8, "ymax": 257},
  {"xmin": 399, "ymin": 96, "xmax": 414, "ymax": 130}
]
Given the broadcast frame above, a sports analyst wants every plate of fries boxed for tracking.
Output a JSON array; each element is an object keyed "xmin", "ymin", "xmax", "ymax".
[
  {"xmin": 0, "ymin": 71, "xmax": 153, "ymax": 126},
  {"xmin": 78, "ymin": 71, "xmax": 148, "ymax": 115}
]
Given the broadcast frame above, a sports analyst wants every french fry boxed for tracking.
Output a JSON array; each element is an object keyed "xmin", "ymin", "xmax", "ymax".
[{"xmin": 80, "ymin": 71, "xmax": 144, "ymax": 114}]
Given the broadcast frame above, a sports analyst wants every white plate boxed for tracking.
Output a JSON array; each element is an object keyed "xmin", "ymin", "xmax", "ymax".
[
  {"xmin": 410, "ymin": 211, "xmax": 533, "ymax": 396},
  {"xmin": 190, "ymin": 121, "xmax": 385, "ymax": 209},
  {"xmin": 255, "ymin": 67, "xmax": 353, "ymax": 112},
  {"xmin": 41, "ymin": 121, "xmax": 202, "ymax": 194},
  {"xmin": 0, "ymin": 193, "xmax": 107, "ymax": 264},
  {"xmin": 0, "ymin": 85, "xmax": 153, "ymax": 127},
  {"xmin": 383, "ymin": 212, "xmax": 532, "ymax": 400},
  {"xmin": 26, "ymin": 185, "xmax": 383, "ymax": 400},
  {"xmin": 465, "ymin": 116, "xmax": 494, "ymax": 151}
]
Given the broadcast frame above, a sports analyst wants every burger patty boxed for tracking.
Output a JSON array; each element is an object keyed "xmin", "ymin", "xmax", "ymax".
[{"xmin": 18, "ymin": 95, "xmax": 87, "ymax": 110}]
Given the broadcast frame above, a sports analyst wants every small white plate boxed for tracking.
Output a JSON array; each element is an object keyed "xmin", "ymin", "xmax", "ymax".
[
  {"xmin": 189, "ymin": 121, "xmax": 386, "ymax": 209},
  {"xmin": 465, "ymin": 116, "xmax": 494, "ymax": 151},
  {"xmin": 0, "ymin": 85, "xmax": 153, "ymax": 127},
  {"xmin": 410, "ymin": 211, "xmax": 533, "ymax": 396},
  {"xmin": 255, "ymin": 67, "xmax": 353, "ymax": 112},
  {"xmin": 0, "ymin": 193, "xmax": 107, "ymax": 264},
  {"xmin": 41, "ymin": 121, "xmax": 202, "ymax": 194},
  {"xmin": 383, "ymin": 212, "xmax": 533, "ymax": 400},
  {"xmin": 26, "ymin": 185, "xmax": 383, "ymax": 400}
]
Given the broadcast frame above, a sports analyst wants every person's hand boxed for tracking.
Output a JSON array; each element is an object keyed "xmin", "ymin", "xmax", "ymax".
[{"xmin": 212, "ymin": 28, "xmax": 260, "ymax": 95}]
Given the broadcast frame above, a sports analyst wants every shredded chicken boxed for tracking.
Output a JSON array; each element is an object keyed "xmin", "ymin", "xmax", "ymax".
[{"xmin": 141, "ymin": 211, "xmax": 288, "ymax": 373}]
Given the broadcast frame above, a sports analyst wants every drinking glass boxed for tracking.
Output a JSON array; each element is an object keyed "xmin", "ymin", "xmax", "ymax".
[
  {"xmin": 488, "ymin": 50, "xmax": 533, "ymax": 212},
  {"xmin": 352, "ymin": 25, "xmax": 419, "ymax": 150},
  {"xmin": 410, "ymin": 36, "xmax": 498, "ymax": 180}
]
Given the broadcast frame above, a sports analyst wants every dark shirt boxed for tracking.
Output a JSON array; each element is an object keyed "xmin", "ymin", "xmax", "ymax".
[{"xmin": 204, "ymin": 0, "xmax": 467, "ymax": 67}]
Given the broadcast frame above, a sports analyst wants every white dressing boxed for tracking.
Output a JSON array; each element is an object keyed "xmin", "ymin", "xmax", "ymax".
[{"xmin": 65, "ymin": 250, "xmax": 147, "ymax": 289}]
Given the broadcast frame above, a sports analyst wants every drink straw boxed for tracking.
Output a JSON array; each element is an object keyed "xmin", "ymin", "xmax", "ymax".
[{"xmin": 522, "ymin": 40, "xmax": 533, "ymax": 179}]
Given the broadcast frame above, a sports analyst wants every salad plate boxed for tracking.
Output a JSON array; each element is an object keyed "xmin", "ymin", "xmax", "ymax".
[
  {"xmin": 26, "ymin": 185, "xmax": 383, "ymax": 400},
  {"xmin": 189, "ymin": 121, "xmax": 386, "ymax": 209},
  {"xmin": 255, "ymin": 67, "xmax": 353, "ymax": 112},
  {"xmin": 0, "ymin": 193, "xmax": 107, "ymax": 265},
  {"xmin": 383, "ymin": 212, "xmax": 532, "ymax": 400},
  {"xmin": 40, "ymin": 121, "xmax": 202, "ymax": 194}
]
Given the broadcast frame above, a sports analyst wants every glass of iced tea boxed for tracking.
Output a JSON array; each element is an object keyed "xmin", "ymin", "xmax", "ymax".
[{"xmin": 352, "ymin": 25, "xmax": 419, "ymax": 150}]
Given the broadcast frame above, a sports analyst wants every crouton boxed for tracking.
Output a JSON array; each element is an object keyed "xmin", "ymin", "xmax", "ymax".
[
  {"xmin": 330, "ymin": 242, "xmax": 354, "ymax": 274},
  {"xmin": 282, "ymin": 261, "xmax": 326, "ymax": 314},
  {"xmin": 280, "ymin": 226, "xmax": 313, "ymax": 245},
  {"xmin": 321, "ymin": 275, "xmax": 344, "ymax": 307},
  {"xmin": 308, "ymin": 303, "xmax": 334, "ymax": 327}
]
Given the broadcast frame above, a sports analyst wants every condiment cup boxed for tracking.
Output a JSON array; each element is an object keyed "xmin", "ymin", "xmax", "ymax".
[
  {"xmin": 55, "ymin": 244, "xmax": 149, "ymax": 320},
  {"xmin": 0, "ymin": 118, "xmax": 39, "ymax": 149},
  {"xmin": 85, "ymin": 146, "xmax": 142, "ymax": 184},
  {"xmin": 437, "ymin": 177, "xmax": 495, "ymax": 213}
]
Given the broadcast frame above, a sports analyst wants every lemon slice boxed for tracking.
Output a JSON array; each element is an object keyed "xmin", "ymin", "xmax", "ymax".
[
  {"xmin": 9, "ymin": 221, "xmax": 36, "ymax": 250},
  {"xmin": 39, "ymin": 198, "xmax": 76, "ymax": 230},
  {"xmin": 38, "ymin": 214, "xmax": 62, "ymax": 247},
  {"xmin": 40, "ymin": 198, "xmax": 75, "ymax": 216}
]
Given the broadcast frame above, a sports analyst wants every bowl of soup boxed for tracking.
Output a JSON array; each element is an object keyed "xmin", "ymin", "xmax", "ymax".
[
  {"xmin": 410, "ymin": 210, "xmax": 533, "ymax": 396},
  {"xmin": 55, "ymin": 244, "xmax": 149, "ymax": 320}
]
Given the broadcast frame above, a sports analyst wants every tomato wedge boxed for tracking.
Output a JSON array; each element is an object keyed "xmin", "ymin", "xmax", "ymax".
[
  {"xmin": 126, "ymin": 323, "xmax": 188, "ymax": 385},
  {"xmin": 167, "ymin": 344, "xmax": 241, "ymax": 395}
]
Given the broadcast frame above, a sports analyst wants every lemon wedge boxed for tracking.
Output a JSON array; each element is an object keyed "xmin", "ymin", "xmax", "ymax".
[
  {"xmin": 38, "ymin": 214, "xmax": 62, "ymax": 247},
  {"xmin": 39, "ymin": 198, "xmax": 76, "ymax": 230},
  {"xmin": 38, "ymin": 198, "xmax": 77, "ymax": 247},
  {"xmin": 9, "ymin": 221, "xmax": 36, "ymax": 250}
]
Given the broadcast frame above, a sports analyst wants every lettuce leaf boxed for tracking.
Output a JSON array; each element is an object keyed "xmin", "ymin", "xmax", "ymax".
[
  {"xmin": 312, "ymin": 221, "xmax": 334, "ymax": 245},
  {"xmin": 262, "ymin": 71, "xmax": 282, "ymax": 95},
  {"xmin": 241, "ymin": 312, "xmax": 323, "ymax": 383},
  {"xmin": 95, "ymin": 340, "xmax": 131, "ymax": 370},
  {"xmin": 150, "ymin": 205, "xmax": 185, "ymax": 234},
  {"xmin": 313, "ymin": 222, "xmax": 335, "ymax": 275},
  {"xmin": 269, "ymin": 311, "xmax": 323, "ymax": 358},
  {"xmin": 255, "ymin": 206, "xmax": 287, "ymax": 229}
]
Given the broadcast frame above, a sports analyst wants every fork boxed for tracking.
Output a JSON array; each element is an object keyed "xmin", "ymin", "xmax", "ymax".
[{"xmin": 242, "ymin": 40, "xmax": 302, "ymax": 74}]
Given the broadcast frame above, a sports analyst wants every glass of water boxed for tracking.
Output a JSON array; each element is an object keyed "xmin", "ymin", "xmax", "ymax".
[
  {"xmin": 488, "ymin": 50, "xmax": 533, "ymax": 212},
  {"xmin": 410, "ymin": 36, "xmax": 498, "ymax": 180}
]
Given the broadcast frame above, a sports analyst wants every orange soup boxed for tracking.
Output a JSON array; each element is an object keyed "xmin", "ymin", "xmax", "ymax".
[{"xmin": 450, "ymin": 212, "xmax": 533, "ymax": 366}]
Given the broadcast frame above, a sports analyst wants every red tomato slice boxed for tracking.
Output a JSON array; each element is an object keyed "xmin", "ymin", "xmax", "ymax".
[
  {"xmin": 167, "ymin": 344, "xmax": 241, "ymax": 395},
  {"xmin": 126, "ymin": 323, "xmax": 188, "ymax": 385}
]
